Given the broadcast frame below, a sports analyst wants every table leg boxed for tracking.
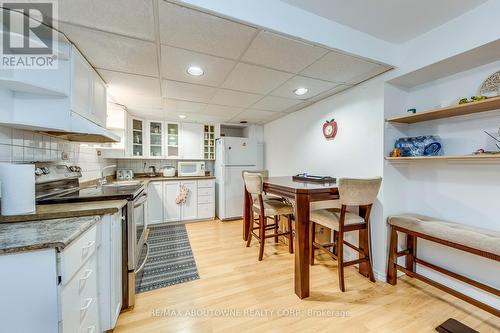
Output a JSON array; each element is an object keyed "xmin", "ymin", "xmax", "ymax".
[
  {"xmin": 243, "ymin": 187, "xmax": 250, "ymax": 241},
  {"xmin": 294, "ymin": 192, "xmax": 311, "ymax": 299},
  {"xmin": 358, "ymin": 206, "xmax": 369, "ymax": 277}
]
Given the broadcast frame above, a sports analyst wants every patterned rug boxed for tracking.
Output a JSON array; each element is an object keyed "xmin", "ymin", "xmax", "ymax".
[{"xmin": 136, "ymin": 223, "xmax": 200, "ymax": 293}]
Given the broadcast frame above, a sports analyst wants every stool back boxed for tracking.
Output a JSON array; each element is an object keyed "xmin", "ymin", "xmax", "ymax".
[
  {"xmin": 338, "ymin": 177, "xmax": 382, "ymax": 206},
  {"xmin": 243, "ymin": 172, "xmax": 264, "ymax": 195},
  {"xmin": 241, "ymin": 169, "xmax": 269, "ymax": 178}
]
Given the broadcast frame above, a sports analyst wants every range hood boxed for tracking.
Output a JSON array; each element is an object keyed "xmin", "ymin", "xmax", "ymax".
[{"xmin": 41, "ymin": 113, "xmax": 120, "ymax": 143}]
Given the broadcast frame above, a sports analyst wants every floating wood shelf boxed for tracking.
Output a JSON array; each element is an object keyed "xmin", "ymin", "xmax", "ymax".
[
  {"xmin": 386, "ymin": 97, "xmax": 500, "ymax": 124},
  {"xmin": 385, "ymin": 154, "xmax": 500, "ymax": 161}
]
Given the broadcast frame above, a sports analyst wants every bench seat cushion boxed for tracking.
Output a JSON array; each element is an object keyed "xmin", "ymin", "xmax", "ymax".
[{"xmin": 388, "ymin": 214, "xmax": 500, "ymax": 257}]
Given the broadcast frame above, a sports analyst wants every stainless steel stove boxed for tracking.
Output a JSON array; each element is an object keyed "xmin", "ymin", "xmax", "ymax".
[{"xmin": 35, "ymin": 164, "xmax": 148, "ymax": 309}]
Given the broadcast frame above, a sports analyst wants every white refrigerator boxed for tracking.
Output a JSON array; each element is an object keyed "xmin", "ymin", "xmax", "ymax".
[{"xmin": 215, "ymin": 137, "xmax": 263, "ymax": 220}]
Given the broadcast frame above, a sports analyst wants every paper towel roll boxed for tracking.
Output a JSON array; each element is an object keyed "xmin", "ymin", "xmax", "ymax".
[{"xmin": 0, "ymin": 164, "xmax": 35, "ymax": 216}]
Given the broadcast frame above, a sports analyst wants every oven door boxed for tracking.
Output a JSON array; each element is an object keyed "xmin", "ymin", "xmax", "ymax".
[{"xmin": 128, "ymin": 191, "xmax": 148, "ymax": 271}]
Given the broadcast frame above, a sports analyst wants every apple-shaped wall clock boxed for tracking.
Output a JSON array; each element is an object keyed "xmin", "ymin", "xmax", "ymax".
[{"xmin": 323, "ymin": 119, "xmax": 338, "ymax": 140}]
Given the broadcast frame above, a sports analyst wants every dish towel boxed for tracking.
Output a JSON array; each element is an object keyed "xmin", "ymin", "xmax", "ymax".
[{"xmin": 176, "ymin": 185, "xmax": 190, "ymax": 204}]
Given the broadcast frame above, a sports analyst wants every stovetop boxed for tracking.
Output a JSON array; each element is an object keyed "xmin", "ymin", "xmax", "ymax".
[{"xmin": 37, "ymin": 183, "xmax": 145, "ymax": 204}]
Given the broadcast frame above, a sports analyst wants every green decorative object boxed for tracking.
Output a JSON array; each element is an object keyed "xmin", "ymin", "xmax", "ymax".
[{"xmin": 407, "ymin": 108, "xmax": 416, "ymax": 114}]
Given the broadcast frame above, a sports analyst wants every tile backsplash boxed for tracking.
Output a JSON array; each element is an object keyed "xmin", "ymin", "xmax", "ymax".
[
  {"xmin": 116, "ymin": 159, "xmax": 214, "ymax": 175},
  {"xmin": 0, "ymin": 125, "xmax": 113, "ymax": 182}
]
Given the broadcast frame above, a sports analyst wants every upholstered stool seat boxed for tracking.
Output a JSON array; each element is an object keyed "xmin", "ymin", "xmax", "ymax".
[
  {"xmin": 253, "ymin": 200, "xmax": 294, "ymax": 217},
  {"xmin": 388, "ymin": 214, "xmax": 500, "ymax": 256},
  {"xmin": 310, "ymin": 208, "xmax": 364, "ymax": 231}
]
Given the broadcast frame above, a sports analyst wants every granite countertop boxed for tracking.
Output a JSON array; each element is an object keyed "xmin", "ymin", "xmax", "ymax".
[
  {"xmin": 0, "ymin": 215, "xmax": 100, "ymax": 254},
  {"xmin": 0, "ymin": 200, "xmax": 128, "ymax": 223}
]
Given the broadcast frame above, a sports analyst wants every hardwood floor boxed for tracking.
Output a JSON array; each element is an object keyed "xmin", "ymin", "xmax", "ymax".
[{"xmin": 115, "ymin": 219, "xmax": 499, "ymax": 333}]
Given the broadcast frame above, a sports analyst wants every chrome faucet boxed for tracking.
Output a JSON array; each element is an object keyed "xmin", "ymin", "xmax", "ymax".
[{"xmin": 97, "ymin": 164, "xmax": 116, "ymax": 188}]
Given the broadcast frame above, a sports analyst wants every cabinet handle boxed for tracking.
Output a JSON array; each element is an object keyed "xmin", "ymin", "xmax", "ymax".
[
  {"xmin": 80, "ymin": 269, "xmax": 93, "ymax": 281},
  {"xmin": 80, "ymin": 297, "xmax": 93, "ymax": 314}
]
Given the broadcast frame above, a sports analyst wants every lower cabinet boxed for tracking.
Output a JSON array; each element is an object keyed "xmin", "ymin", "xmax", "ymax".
[
  {"xmin": 147, "ymin": 178, "xmax": 215, "ymax": 224},
  {"xmin": 0, "ymin": 213, "xmax": 123, "ymax": 333}
]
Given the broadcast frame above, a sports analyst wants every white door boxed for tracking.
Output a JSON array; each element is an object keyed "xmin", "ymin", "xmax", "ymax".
[
  {"xmin": 224, "ymin": 166, "xmax": 252, "ymax": 219},
  {"xmin": 222, "ymin": 137, "xmax": 258, "ymax": 166},
  {"xmin": 163, "ymin": 181, "xmax": 181, "ymax": 222},
  {"xmin": 181, "ymin": 123, "xmax": 204, "ymax": 159},
  {"xmin": 92, "ymin": 74, "xmax": 107, "ymax": 127},
  {"xmin": 71, "ymin": 47, "xmax": 91, "ymax": 119},
  {"xmin": 180, "ymin": 181, "xmax": 197, "ymax": 221},
  {"xmin": 147, "ymin": 182, "xmax": 163, "ymax": 225},
  {"xmin": 110, "ymin": 212, "xmax": 122, "ymax": 328}
]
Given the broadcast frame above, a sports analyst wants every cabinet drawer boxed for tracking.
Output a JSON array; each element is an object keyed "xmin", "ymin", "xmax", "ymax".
[
  {"xmin": 78, "ymin": 292, "xmax": 100, "ymax": 333},
  {"xmin": 197, "ymin": 179, "xmax": 214, "ymax": 188},
  {"xmin": 198, "ymin": 203, "xmax": 214, "ymax": 219},
  {"xmin": 197, "ymin": 187, "xmax": 214, "ymax": 197},
  {"xmin": 61, "ymin": 254, "xmax": 98, "ymax": 333},
  {"xmin": 60, "ymin": 222, "xmax": 98, "ymax": 285},
  {"xmin": 197, "ymin": 195, "xmax": 213, "ymax": 204}
]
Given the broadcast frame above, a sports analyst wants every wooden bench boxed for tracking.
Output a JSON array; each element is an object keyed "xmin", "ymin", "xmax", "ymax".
[{"xmin": 386, "ymin": 214, "xmax": 500, "ymax": 316}]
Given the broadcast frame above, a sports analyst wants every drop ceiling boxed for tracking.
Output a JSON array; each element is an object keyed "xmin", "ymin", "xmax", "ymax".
[
  {"xmin": 56, "ymin": 0, "xmax": 392, "ymax": 124},
  {"xmin": 280, "ymin": 0, "xmax": 487, "ymax": 44}
]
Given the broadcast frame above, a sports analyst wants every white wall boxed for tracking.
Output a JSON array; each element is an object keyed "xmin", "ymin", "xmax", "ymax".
[
  {"xmin": 384, "ymin": 61, "xmax": 500, "ymax": 308},
  {"xmin": 264, "ymin": 77, "xmax": 387, "ymax": 276}
]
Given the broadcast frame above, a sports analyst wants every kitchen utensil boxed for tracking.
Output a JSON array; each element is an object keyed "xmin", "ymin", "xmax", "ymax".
[{"xmin": 162, "ymin": 166, "xmax": 176, "ymax": 177}]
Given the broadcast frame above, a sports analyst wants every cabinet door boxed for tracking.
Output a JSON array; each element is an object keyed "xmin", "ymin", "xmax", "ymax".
[
  {"xmin": 148, "ymin": 121, "xmax": 164, "ymax": 157},
  {"xmin": 130, "ymin": 117, "xmax": 145, "ymax": 157},
  {"xmin": 110, "ymin": 213, "xmax": 123, "ymax": 328},
  {"xmin": 92, "ymin": 74, "xmax": 107, "ymax": 127},
  {"xmin": 147, "ymin": 182, "xmax": 163, "ymax": 225},
  {"xmin": 180, "ymin": 181, "xmax": 197, "ymax": 220},
  {"xmin": 163, "ymin": 181, "xmax": 181, "ymax": 222},
  {"xmin": 181, "ymin": 123, "xmax": 204, "ymax": 159},
  {"xmin": 71, "ymin": 48, "xmax": 91, "ymax": 118},
  {"xmin": 166, "ymin": 122, "xmax": 180, "ymax": 158}
]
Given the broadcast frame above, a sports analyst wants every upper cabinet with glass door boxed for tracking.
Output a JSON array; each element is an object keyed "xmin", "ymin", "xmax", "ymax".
[
  {"xmin": 148, "ymin": 121, "xmax": 164, "ymax": 157},
  {"xmin": 131, "ymin": 118, "xmax": 145, "ymax": 157},
  {"xmin": 166, "ymin": 123, "xmax": 180, "ymax": 158}
]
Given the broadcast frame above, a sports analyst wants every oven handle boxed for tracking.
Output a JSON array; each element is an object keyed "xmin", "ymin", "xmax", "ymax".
[
  {"xmin": 134, "ymin": 193, "xmax": 148, "ymax": 208},
  {"xmin": 134, "ymin": 242, "xmax": 150, "ymax": 274}
]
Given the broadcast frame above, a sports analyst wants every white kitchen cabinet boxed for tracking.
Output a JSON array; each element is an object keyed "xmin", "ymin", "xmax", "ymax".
[
  {"xmin": 0, "ymin": 214, "xmax": 125, "ymax": 333},
  {"xmin": 166, "ymin": 122, "xmax": 180, "ymax": 158},
  {"xmin": 71, "ymin": 46, "xmax": 107, "ymax": 128},
  {"xmin": 180, "ymin": 180, "xmax": 198, "ymax": 220},
  {"xmin": 148, "ymin": 182, "xmax": 164, "ymax": 225},
  {"xmin": 130, "ymin": 117, "xmax": 145, "ymax": 157},
  {"xmin": 98, "ymin": 212, "xmax": 123, "ymax": 331},
  {"xmin": 164, "ymin": 181, "xmax": 181, "ymax": 222},
  {"xmin": 148, "ymin": 120, "xmax": 164, "ymax": 157},
  {"xmin": 181, "ymin": 122, "xmax": 204, "ymax": 159}
]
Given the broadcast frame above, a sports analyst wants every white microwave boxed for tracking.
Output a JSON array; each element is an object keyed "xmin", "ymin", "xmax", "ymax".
[{"xmin": 178, "ymin": 161, "xmax": 206, "ymax": 177}]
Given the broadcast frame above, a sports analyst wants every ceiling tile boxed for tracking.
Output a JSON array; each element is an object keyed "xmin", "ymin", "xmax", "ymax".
[
  {"xmin": 222, "ymin": 63, "xmax": 293, "ymax": 94},
  {"xmin": 230, "ymin": 109, "xmax": 276, "ymax": 123},
  {"xmin": 261, "ymin": 112, "xmax": 287, "ymax": 124},
  {"xmin": 252, "ymin": 95, "xmax": 301, "ymax": 112},
  {"xmin": 241, "ymin": 31, "xmax": 328, "ymax": 73},
  {"xmin": 301, "ymin": 51, "xmax": 385, "ymax": 84},
  {"xmin": 164, "ymin": 99, "xmax": 207, "ymax": 113},
  {"xmin": 60, "ymin": 23, "xmax": 158, "ymax": 76},
  {"xmin": 118, "ymin": 94, "xmax": 163, "ymax": 109},
  {"xmin": 210, "ymin": 89, "xmax": 263, "ymax": 108},
  {"xmin": 204, "ymin": 105, "xmax": 243, "ymax": 118},
  {"xmin": 161, "ymin": 46, "xmax": 236, "ymax": 87},
  {"xmin": 98, "ymin": 69, "xmax": 161, "ymax": 97},
  {"xmin": 58, "ymin": 0, "xmax": 155, "ymax": 41},
  {"xmin": 308, "ymin": 84, "xmax": 353, "ymax": 102},
  {"xmin": 163, "ymin": 80, "xmax": 217, "ymax": 103},
  {"xmin": 158, "ymin": 1, "xmax": 257, "ymax": 59},
  {"xmin": 271, "ymin": 75, "xmax": 338, "ymax": 99}
]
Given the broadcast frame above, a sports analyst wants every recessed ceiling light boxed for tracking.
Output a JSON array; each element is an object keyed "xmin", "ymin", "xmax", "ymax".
[
  {"xmin": 178, "ymin": 115, "xmax": 187, "ymax": 119},
  {"xmin": 187, "ymin": 65, "xmax": 204, "ymax": 76},
  {"xmin": 294, "ymin": 87, "xmax": 308, "ymax": 96}
]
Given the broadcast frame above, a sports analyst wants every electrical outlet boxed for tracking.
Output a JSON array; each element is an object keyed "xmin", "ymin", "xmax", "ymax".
[{"xmin": 61, "ymin": 151, "xmax": 69, "ymax": 160}]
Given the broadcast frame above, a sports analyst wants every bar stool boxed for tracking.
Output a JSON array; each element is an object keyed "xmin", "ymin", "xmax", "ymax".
[
  {"xmin": 243, "ymin": 172, "xmax": 294, "ymax": 261},
  {"xmin": 309, "ymin": 177, "xmax": 382, "ymax": 291}
]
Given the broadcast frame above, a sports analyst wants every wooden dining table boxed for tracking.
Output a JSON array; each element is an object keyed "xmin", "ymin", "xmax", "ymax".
[{"xmin": 243, "ymin": 176, "xmax": 370, "ymax": 299}]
